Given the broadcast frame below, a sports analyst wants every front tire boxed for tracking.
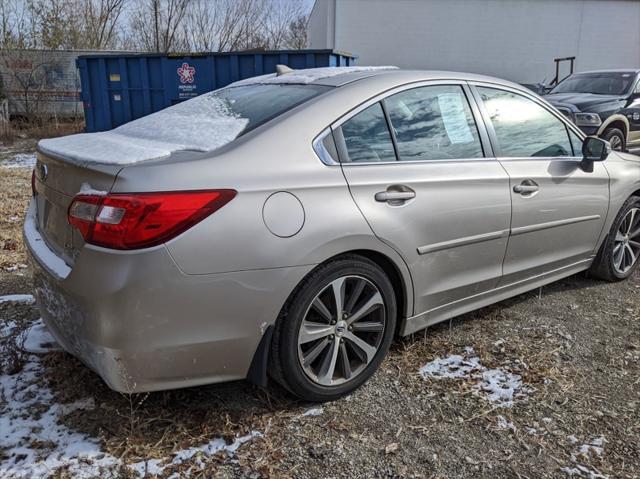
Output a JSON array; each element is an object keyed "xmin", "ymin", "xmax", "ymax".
[
  {"xmin": 590, "ymin": 196, "xmax": 640, "ymax": 281},
  {"xmin": 602, "ymin": 127, "xmax": 626, "ymax": 152},
  {"xmin": 269, "ymin": 255, "xmax": 397, "ymax": 402}
]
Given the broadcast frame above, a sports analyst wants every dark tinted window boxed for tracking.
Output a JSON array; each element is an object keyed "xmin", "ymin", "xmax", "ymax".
[
  {"xmin": 385, "ymin": 85, "xmax": 483, "ymax": 161},
  {"xmin": 478, "ymin": 87, "xmax": 572, "ymax": 158},
  {"xmin": 550, "ymin": 72, "xmax": 635, "ymax": 95},
  {"xmin": 218, "ymin": 84, "xmax": 331, "ymax": 133},
  {"xmin": 341, "ymin": 103, "xmax": 396, "ymax": 163}
]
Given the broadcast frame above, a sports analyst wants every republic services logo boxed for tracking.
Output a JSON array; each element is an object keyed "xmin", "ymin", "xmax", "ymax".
[{"xmin": 177, "ymin": 62, "xmax": 195, "ymax": 84}]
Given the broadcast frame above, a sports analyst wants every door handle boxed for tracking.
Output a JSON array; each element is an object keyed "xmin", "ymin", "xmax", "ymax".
[
  {"xmin": 513, "ymin": 180, "xmax": 539, "ymax": 195},
  {"xmin": 375, "ymin": 190, "xmax": 416, "ymax": 203}
]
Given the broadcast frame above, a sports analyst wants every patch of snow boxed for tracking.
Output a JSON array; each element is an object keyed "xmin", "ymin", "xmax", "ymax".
[
  {"xmin": 0, "ymin": 294, "xmax": 34, "ymax": 304},
  {"xmin": 525, "ymin": 427, "xmax": 537, "ymax": 435},
  {"xmin": 23, "ymin": 201, "xmax": 71, "ymax": 280},
  {"xmin": 1, "ymin": 152, "xmax": 37, "ymax": 169},
  {"xmin": 0, "ymin": 351, "xmax": 120, "ymax": 478},
  {"xmin": 496, "ymin": 415, "xmax": 516, "ymax": 431},
  {"xmin": 302, "ymin": 407, "xmax": 324, "ymax": 417},
  {"xmin": 129, "ymin": 432, "xmax": 261, "ymax": 477},
  {"xmin": 229, "ymin": 66, "xmax": 398, "ymax": 87},
  {"xmin": 79, "ymin": 182, "xmax": 107, "ymax": 196},
  {"xmin": 3, "ymin": 264, "xmax": 27, "ymax": 273},
  {"xmin": 477, "ymin": 368, "xmax": 526, "ymax": 406},
  {"xmin": 1, "ymin": 320, "xmax": 17, "ymax": 337},
  {"xmin": 560, "ymin": 465, "xmax": 607, "ymax": 478},
  {"xmin": 419, "ymin": 348, "xmax": 532, "ymax": 407},
  {"xmin": 38, "ymin": 93, "xmax": 249, "ymax": 165},
  {"xmin": 419, "ymin": 354, "xmax": 481, "ymax": 379},
  {"xmin": 0, "ymin": 321, "xmax": 260, "ymax": 478},
  {"xmin": 21, "ymin": 319, "xmax": 61, "ymax": 353},
  {"xmin": 561, "ymin": 436, "xmax": 608, "ymax": 478},
  {"xmin": 578, "ymin": 437, "xmax": 606, "ymax": 458}
]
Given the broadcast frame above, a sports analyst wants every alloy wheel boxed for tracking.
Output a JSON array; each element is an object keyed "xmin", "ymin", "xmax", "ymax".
[
  {"xmin": 613, "ymin": 207, "xmax": 640, "ymax": 274},
  {"xmin": 609, "ymin": 135, "xmax": 623, "ymax": 151},
  {"xmin": 297, "ymin": 275, "xmax": 386, "ymax": 386}
]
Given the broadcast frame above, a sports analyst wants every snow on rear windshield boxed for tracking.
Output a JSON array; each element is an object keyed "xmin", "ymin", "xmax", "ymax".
[{"xmin": 38, "ymin": 83, "xmax": 330, "ymax": 165}]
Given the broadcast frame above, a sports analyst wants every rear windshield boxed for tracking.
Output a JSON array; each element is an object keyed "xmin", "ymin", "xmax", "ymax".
[
  {"xmin": 550, "ymin": 72, "xmax": 636, "ymax": 95},
  {"xmin": 219, "ymin": 83, "xmax": 332, "ymax": 134}
]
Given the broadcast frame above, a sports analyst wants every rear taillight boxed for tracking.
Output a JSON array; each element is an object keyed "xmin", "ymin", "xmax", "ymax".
[
  {"xmin": 31, "ymin": 169, "xmax": 36, "ymax": 197},
  {"xmin": 67, "ymin": 190, "xmax": 236, "ymax": 250}
]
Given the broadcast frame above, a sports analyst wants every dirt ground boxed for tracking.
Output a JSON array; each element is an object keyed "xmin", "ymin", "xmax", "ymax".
[{"xmin": 0, "ymin": 144, "xmax": 638, "ymax": 478}]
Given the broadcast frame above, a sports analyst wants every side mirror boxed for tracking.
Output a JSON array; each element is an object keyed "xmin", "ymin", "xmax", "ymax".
[{"xmin": 580, "ymin": 136, "xmax": 610, "ymax": 172}]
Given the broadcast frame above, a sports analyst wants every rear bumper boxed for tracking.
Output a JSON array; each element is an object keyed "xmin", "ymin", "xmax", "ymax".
[{"xmin": 24, "ymin": 199, "xmax": 313, "ymax": 392}]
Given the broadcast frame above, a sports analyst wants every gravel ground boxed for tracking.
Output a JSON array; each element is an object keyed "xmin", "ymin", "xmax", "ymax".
[{"xmin": 0, "ymin": 145, "xmax": 638, "ymax": 478}]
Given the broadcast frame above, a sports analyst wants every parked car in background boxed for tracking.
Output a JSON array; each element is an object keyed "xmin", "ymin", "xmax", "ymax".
[
  {"xmin": 26, "ymin": 67, "xmax": 640, "ymax": 402},
  {"xmin": 545, "ymin": 69, "xmax": 640, "ymax": 151},
  {"xmin": 520, "ymin": 82, "xmax": 551, "ymax": 95}
]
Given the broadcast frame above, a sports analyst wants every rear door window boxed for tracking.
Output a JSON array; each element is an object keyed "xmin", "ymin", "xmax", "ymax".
[
  {"xmin": 478, "ymin": 87, "xmax": 573, "ymax": 157},
  {"xmin": 340, "ymin": 103, "xmax": 397, "ymax": 163},
  {"xmin": 384, "ymin": 85, "xmax": 484, "ymax": 161}
]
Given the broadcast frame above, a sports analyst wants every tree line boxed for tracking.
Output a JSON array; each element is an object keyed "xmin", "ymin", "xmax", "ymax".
[{"xmin": 0, "ymin": 0, "xmax": 309, "ymax": 52}]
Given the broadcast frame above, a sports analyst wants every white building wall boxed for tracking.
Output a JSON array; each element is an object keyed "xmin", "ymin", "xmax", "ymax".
[{"xmin": 309, "ymin": 0, "xmax": 640, "ymax": 84}]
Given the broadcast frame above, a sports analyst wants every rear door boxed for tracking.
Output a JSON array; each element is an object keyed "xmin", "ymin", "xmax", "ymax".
[
  {"xmin": 332, "ymin": 82, "xmax": 511, "ymax": 325},
  {"xmin": 470, "ymin": 84, "xmax": 609, "ymax": 285}
]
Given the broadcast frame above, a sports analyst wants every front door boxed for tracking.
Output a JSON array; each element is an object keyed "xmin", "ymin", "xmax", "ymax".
[
  {"xmin": 334, "ymin": 83, "xmax": 512, "ymax": 326},
  {"xmin": 473, "ymin": 85, "xmax": 609, "ymax": 285}
]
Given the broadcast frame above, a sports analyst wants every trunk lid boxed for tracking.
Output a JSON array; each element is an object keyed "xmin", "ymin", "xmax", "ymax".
[{"xmin": 33, "ymin": 149, "xmax": 122, "ymax": 266}]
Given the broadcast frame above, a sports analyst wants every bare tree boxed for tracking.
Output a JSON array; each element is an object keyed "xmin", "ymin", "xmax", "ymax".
[
  {"xmin": 183, "ymin": 0, "xmax": 308, "ymax": 53},
  {"xmin": 285, "ymin": 14, "xmax": 308, "ymax": 49},
  {"xmin": 262, "ymin": 0, "xmax": 305, "ymax": 50},
  {"xmin": 81, "ymin": 0, "xmax": 126, "ymax": 49},
  {"xmin": 1, "ymin": 0, "xmax": 310, "ymax": 53},
  {"xmin": 129, "ymin": 0, "xmax": 192, "ymax": 53},
  {"xmin": 0, "ymin": 0, "xmax": 38, "ymax": 48}
]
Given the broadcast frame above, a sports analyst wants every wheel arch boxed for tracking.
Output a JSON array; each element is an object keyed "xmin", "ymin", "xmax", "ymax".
[
  {"xmin": 345, "ymin": 249, "xmax": 411, "ymax": 336},
  {"xmin": 246, "ymin": 247, "xmax": 414, "ymax": 387},
  {"xmin": 597, "ymin": 115, "xmax": 629, "ymax": 139},
  {"xmin": 296, "ymin": 248, "xmax": 413, "ymax": 326}
]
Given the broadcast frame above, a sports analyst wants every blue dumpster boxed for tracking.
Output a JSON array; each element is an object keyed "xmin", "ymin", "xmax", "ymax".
[{"xmin": 77, "ymin": 50, "xmax": 357, "ymax": 132}]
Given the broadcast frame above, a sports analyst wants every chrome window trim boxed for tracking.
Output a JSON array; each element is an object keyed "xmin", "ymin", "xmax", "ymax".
[
  {"xmin": 330, "ymin": 79, "xmax": 469, "ymax": 130},
  {"xmin": 339, "ymin": 157, "xmax": 498, "ymax": 167},
  {"xmin": 329, "ymin": 80, "xmax": 491, "ymax": 165},
  {"xmin": 312, "ymin": 128, "xmax": 340, "ymax": 166},
  {"xmin": 468, "ymin": 80, "xmax": 587, "ymax": 161}
]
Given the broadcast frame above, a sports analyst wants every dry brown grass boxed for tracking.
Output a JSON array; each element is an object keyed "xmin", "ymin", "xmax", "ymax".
[{"xmin": 0, "ymin": 118, "xmax": 83, "ymax": 146}]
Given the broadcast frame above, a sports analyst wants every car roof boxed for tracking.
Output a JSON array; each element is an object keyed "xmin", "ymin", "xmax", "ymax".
[
  {"xmin": 313, "ymin": 68, "xmax": 526, "ymax": 91},
  {"xmin": 568, "ymin": 69, "xmax": 640, "ymax": 75}
]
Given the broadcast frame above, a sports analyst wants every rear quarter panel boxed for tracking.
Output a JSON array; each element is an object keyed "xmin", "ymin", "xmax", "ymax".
[{"xmin": 111, "ymin": 79, "xmax": 418, "ymax": 315}]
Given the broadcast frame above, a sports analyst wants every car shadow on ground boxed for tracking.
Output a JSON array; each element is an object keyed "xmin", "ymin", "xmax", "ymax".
[{"xmin": 44, "ymin": 271, "xmax": 605, "ymax": 429}]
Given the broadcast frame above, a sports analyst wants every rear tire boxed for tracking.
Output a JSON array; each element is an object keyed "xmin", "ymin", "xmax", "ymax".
[
  {"xmin": 269, "ymin": 255, "xmax": 397, "ymax": 402},
  {"xmin": 590, "ymin": 195, "xmax": 640, "ymax": 281},
  {"xmin": 602, "ymin": 127, "xmax": 626, "ymax": 152}
]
